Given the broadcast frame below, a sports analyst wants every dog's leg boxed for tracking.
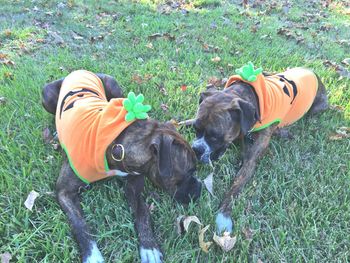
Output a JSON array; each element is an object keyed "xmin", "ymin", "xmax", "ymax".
[
  {"xmin": 96, "ymin": 73, "xmax": 123, "ymax": 100},
  {"xmin": 308, "ymin": 74, "xmax": 328, "ymax": 115},
  {"xmin": 124, "ymin": 175, "xmax": 163, "ymax": 263},
  {"xmin": 215, "ymin": 126, "xmax": 276, "ymax": 234},
  {"xmin": 42, "ymin": 78, "xmax": 64, "ymax": 114},
  {"xmin": 56, "ymin": 160, "xmax": 104, "ymax": 263}
]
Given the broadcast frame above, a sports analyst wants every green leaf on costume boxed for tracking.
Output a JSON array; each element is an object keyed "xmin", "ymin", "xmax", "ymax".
[
  {"xmin": 235, "ymin": 61, "xmax": 263, "ymax": 82},
  {"xmin": 123, "ymin": 91, "xmax": 152, "ymax": 122}
]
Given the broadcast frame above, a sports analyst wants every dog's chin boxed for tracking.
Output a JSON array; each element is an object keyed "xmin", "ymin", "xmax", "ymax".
[
  {"xmin": 173, "ymin": 177, "xmax": 202, "ymax": 204},
  {"xmin": 209, "ymin": 147, "xmax": 227, "ymax": 162}
]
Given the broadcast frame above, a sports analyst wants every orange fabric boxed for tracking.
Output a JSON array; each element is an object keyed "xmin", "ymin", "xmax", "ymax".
[
  {"xmin": 56, "ymin": 70, "xmax": 133, "ymax": 183},
  {"xmin": 225, "ymin": 68, "xmax": 318, "ymax": 131}
]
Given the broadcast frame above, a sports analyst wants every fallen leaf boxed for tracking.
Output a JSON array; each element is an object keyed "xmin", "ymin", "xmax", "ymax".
[
  {"xmin": 42, "ymin": 127, "xmax": 53, "ymax": 144},
  {"xmin": 203, "ymin": 172, "xmax": 214, "ymax": 196},
  {"xmin": 176, "ymin": 215, "xmax": 202, "ymax": 234},
  {"xmin": 131, "ymin": 74, "xmax": 143, "ymax": 84},
  {"xmin": 0, "ymin": 53, "xmax": 8, "ymax": 59},
  {"xmin": 211, "ymin": 56, "xmax": 221, "ymax": 63},
  {"xmin": 0, "ymin": 97, "xmax": 7, "ymax": 105},
  {"xmin": 213, "ymin": 232, "xmax": 237, "ymax": 252},
  {"xmin": 329, "ymin": 127, "xmax": 350, "ymax": 140},
  {"xmin": 341, "ymin": 58, "xmax": 350, "ymax": 66},
  {"xmin": 48, "ymin": 31, "xmax": 65, "ymax": 45},
  {"xmin": 169, "ymin": 119, "xmax": 180, "ymax": 128},
  {"xmin": 181, "ymin": 84, "xmax": 187, "ymax": 91},
  {"xmin": 145, "ymin": 42, "xmax": 154, "ymax": 49},
  {"xmin": 242, "ymin": 227, "xmax": 253, "ymax": 240},
  {"xmin": 198, "ymin": 225, "xmax": 213, "ymax": 253},
  {"xmin": 4, "ymin": 29, "xmax": 12, "ymax": 37},
  {"xmin": 156, "ymin": 82, "xmax": 168, "ymax": 95},
  {"xmin": 330, "ymin": 105, "xmax": 344, "ymax": 112},
  {"xmin": 71, "ymin": 31, "xmax": 84, "ymax": 40},
  {"xmin": 323, "ymin": 60, "xmax": 350, "ymax": 79},
  {"xmin": 160, "ymin": 103, "xmax": 169, "ymax": 112},
  {"xmin": 148, "ymin": 32, "xmax": 175, "ymax": 41},
  {"xmin": 207, "ymin": 76, "xmax": 222, "ymax": 87},
  {"xmin": 0, "ymin": 252, "xmax": 12, "ymax": 263},
  {"xmin": 4, "ymin": 72, "xmax": 14, "ymax": 80},
  {"xmin": 24, "ymin": 190, "xmax": 40, "ymax": 211},
  {"xmin": 0, "ymin": 59, "xmax": 15, "ymax": 66}
]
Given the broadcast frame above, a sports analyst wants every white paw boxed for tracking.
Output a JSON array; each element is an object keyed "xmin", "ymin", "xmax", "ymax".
[
  {"xmin": 215, "ymin": 212, "xmax": 233, "ymax": 234},
  {"xmin": 84, "ymin": 242, "xmax": 104, "ymax": 263},
  {"xmin": 140, "ymin": 247, "xmax": 163, "ymax": 263}
]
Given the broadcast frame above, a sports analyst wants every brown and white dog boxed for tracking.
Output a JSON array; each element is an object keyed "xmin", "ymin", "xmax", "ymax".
[
  {"xmin": 190, "ymin": 69, "xmax": 328, "ymax": 234},
  {"xmin": 42, "ymin": 72, "xmax": 201, "ymax": 263}
]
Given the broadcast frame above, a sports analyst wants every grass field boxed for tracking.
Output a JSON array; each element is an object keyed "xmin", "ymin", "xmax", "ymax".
[{"xmin": 0, "ymin": 0, "xmax": 349, "ymax": 262}]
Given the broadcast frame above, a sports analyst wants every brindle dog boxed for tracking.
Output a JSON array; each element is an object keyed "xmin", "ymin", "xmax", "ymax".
[
  {"xmin": 42, "ymin": 73, "xmax": 201, "ymax": 263},
  {"xmin": 190, "ymin": 72, "xmax": 328, "ymax": 234}
]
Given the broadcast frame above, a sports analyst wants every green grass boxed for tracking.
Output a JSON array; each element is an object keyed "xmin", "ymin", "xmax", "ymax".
[{"xmin": 1, "ymin": 0, "xmax": 349, "ymax": 262}]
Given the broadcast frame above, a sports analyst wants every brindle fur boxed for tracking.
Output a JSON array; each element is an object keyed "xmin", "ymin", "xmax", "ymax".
[
  {"xmin": 42, "ymin": 73, "xmax": 200, "ymax": 263},
  {"xmin": 193, "ymin": 74, "xmax": 328, "ymax": 225}
]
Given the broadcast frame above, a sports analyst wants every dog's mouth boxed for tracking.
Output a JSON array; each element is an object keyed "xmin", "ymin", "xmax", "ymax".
[{"xmin": 210, "ymin": 147, "xmax": 227, "ymax": 161}]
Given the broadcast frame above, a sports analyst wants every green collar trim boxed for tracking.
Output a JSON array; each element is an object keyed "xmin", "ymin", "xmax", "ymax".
[
  {"xmin": 250, "ymin": 118, "xmax": 281, "ymax": 132},
  {"xmin": 61, "ymin": 144, "xmax": 90, "ymax": 184}
]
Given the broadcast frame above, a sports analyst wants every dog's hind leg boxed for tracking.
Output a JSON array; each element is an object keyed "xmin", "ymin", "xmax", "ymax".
[
  {"xmin": 56, "ymin": 160, "xmax": 104, "ymax": 263},
  {"xmin": 42, "ymin": 78, "xmax": 64, "ymax": 115},
  {"xmin": 216, "ymin": 125, "xmax": 276, "ymax": 234},
  {"xmin": 124, "ymin": 175, "xmax": 163, "ymax": 263},
  {"xmin": 96, "ymin": 73, "xmax": 124, "ymax": 100},
  {"xmin": 308, "ymin": 74, "xmax": 328, "ymax": 115}
]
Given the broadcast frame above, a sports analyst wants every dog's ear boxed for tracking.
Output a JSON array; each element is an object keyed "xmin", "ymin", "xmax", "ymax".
[
  {"xmin": 231, "ymin": 98, "xmax": 257, "ymax": 135},
  {"xmin": 199, "ymin": 88, "xmax": 217, "ymax": 104},
  {"xmin": 151, "ymin": 134, "xmax": 174, "ymax": 177}
]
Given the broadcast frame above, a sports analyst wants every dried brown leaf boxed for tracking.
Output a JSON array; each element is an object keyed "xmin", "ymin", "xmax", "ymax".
[
  {"xmin": 211, "ymin": 56, "xmax": 221, "ymax": 63},
  {"xmin": 198, "ymin": 225, "xmax": 213, "ymax": 253},
  {"xmin": 341, "ymin": 58, "xmax": 350, "ymax": 66},
  {"xmin": 160, "ymin": 103, "xmax": 169, "ymax": 112},
  {"xmin": 242, "ymin": 227, "xmax": 253, "ymax": 240},
  {"xmin": 329, "ymin": 127, "xmax": 350, "ymax": 140},
  {"xmin": 213, "ymin": 231, "xmax": 237, "ymax": 252},
  {"xmin": 131, "ymin": 74, "xmax": 143, "ymax": 84},
  {"xmin": 146, "ymin": 42, "xmax": 154, "ymax": 49},
  {"xmin": 24, "ymin": 190, "xmax": 40, "ymax": 211},
  {"xmin": 176, "ymin": 215, "xmax": 202, "ymax": 234},
  {"xmin": 207, "ymin": 76, "xmax": 222, "ymax": 87},
  {"xmin": 0, "ymin": 59, "xmax": 15, "ymax": 66},
  {"xmin": 0, "ymin": 53, "xmax": 8, "ymax": 59},
  {"xmin": 42, "ymin": 127, "xmax": 53, "ymax": 144}
]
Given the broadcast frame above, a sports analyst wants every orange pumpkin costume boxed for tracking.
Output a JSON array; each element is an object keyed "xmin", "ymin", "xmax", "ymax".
[
  {"xmin": 56, "ymin": 70, "xmax": 133, "ymax": 183},
  {"xmin": 225, "ymin": 68, "xmax": 318, "ymax": 132}
]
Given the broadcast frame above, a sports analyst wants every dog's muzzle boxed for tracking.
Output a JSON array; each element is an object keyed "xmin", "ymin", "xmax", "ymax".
[{"xmin": 192, "ymin": 137, "xmax": 211, "ymax": 164}]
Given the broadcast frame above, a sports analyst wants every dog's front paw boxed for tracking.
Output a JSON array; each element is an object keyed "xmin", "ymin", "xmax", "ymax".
[
  {"xmin": 215, "ymin": 212, "xmax": 233, "ymax": 234},
  {"xmin": 140, "ymin": 247, "xmax": 163, "ymax": 263},
  {"xmin": 83, "ymin": 242, "xmax": 104, "ymax": 263}
]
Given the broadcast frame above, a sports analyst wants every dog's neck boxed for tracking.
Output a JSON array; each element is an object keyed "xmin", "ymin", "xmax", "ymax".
[{"xmin": 224, "ymin": 81, "xmax": 261, "ymax": 121}]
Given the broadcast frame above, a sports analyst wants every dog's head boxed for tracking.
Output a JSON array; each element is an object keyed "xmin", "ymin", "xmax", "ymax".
[
  {"xmin": 110, "ymin": 121, "xmax": 201, "ymax": 204},
  {"xmin": 148, "ymin": 124, "xmax": 201, "ymax": 204},
  {"xmin": 192, "ymin": 87, "xmax": 257, "ymax": 163}
]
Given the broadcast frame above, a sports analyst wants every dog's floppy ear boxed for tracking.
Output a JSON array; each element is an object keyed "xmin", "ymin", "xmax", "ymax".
[
  {"xmin": 151, "ymin": 134, "xmax": 174, "ymax": 177},
  {"xmin": 199, "ymin": 88, "xmax": 217, "ymax": 104},
  {"xmin": 231, "ymin": 98, "xmax": 257, "ymax": 135}
]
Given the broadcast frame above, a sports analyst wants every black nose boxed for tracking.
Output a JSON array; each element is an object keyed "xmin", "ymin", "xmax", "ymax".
[
  {"xmin": 174, "ymin": 177, "xmax": 202, "ymax": 204},
  {"xmin": 192, "ymin": 144, "xmax": 205, "ymax": 159}
]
